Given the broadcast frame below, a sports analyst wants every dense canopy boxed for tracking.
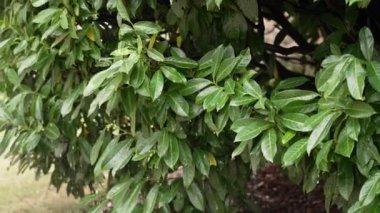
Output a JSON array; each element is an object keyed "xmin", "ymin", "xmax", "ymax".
[{"xmin": 1, "ymin": 0, "xmax": 380, "ymax": 212}]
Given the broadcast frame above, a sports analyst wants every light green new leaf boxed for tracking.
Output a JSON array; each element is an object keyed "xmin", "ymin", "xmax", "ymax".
[
  {"xmin": 367, "ymin": 61, "xmax": 380, "ymax": 92},
  {"xmin": 186, "ymin": 182, "xmax": 205, "ymax": 211},
  {"xmin": 150, "ymin": 71, "xmax": 164, "ymax": 101},
  {"xmin": 143, "ymin": 184, "xmax": 160, "ymax": 213},
  {"xmin": 282, "ymin": 138, "xmax": 307, "ymax": 166},
  {"xmin": 271, "ymin": 89, "xmax": 319, "ymax": 109},
  {"xmin": 346, "ymin": 59, "xmax": 366, "ymax": 100},
  {"xmin": 161, "ymin": 66, "xmax": 187, "ymax": 84},
  {"xmin": 307, "ymin": 112, "xmax": 340, "ymax": 154},
  {"xmin": 345, "ymin": 101, "xmax": 376, "ymax": 118},
  {"xmin": 167, "ymin": 93, "xmax": 189, "ymax": 117},
  {"xmin": 260, "ymin": 128, "xmax": 277, "ymax": 162},
  {"xmin": 44, "ymin": 123, "xmax": 60, "ymax": 140},
  {"xmin": 232, "ymin": 118, "xmax": 273, "ymax": 142},
  {"xmin": 359, "ymin": 27, "xmax": 374, "ymax": 60}
]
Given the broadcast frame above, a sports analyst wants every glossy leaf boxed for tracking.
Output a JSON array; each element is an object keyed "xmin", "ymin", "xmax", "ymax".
[{"xmin": 260, "ymin": 128, "xmax": 277, "ymax": 162}]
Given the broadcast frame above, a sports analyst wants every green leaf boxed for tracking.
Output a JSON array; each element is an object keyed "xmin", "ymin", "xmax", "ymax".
[
  {"xmin": 32, "ymin": 8, "xmax": 59, "ymax": 24},
  {"xmin": 193, "ymin": 149, "xmax": 210, "ymax": 176},
  {"xmin": 345, "ymin": 101, "xmax": 376, "ymax": 118},
  {"xmin": 215, "ymin": 57, "xmax": 238, "ymax": 82},
  {"xmin": 134, "ymin": 21, "xmax": 161, "ymax": 34},
  {"xmin": 163, "ymin": 134, "xmax": 179, "ymax": 168},
  {"xmin": 236, "ymin": 0, "xmax": 258, "ymax": 22},
  {"xmin": 164, "ymin": 57, "xmax": 198, "ymax": 69},
  {"xmin": 31, "ymin": 0, "xmax": 49, "ymax": 7},
  {"xmin": 280, "ymin": 113, "xmax": 312, "ymax": 132},
  {"xmin": 116, "ymin": 0, "xmax": 131, "ymax": 21},
  {"xmin": 338, "ymin": 161, "xmax": 354, "ymax": 200},
  {"xmin": 230, "ymin": 96, "xmax": 257, "ymax": 106},
  {"xmin": 316, "ymin": 140, "xmax": 332, "ymax": 171},
  {"xmin": 275, "ymin": 77, "xmax": 309, "ymax": 91},
  {"xmin": 90, "ymin": 131, "xmax": 105, "ymax": 165},
  {"xmin": 186, "ymin": 182, "xmax": 205, "ymax": 211},
  {"xmin": 346, "ymin": 59, "xmax": 366, "ymax": 100},
  {"xmin": 231, "ymin": 140, "xmax": 249, "ymax": 159},
  {"xmin": 44, "ymin": 123, "xmax": 60, "ymax": 140},
  {"xmin": 179, "ymin": 78, "xmax": 212, "ymax": 96},
  {"xmin": 103, "ymin": 140, "xmax": 134, "ymax": 172},
  {"xmin": 231, "ymin": 118, "xmax": 273, "ymax": 142},
  {"xmin": 243, "ymin": 79, "xmax": 263, "ymax": 99},
  {"xmin": 18, "ymin": 53, "xmax": 38, "ymax": 74},
  {"xmin": 271, "ymin": 89, "xmax": 319, "ymax": 109},
  {"xmin": 167, "ymin": 93, "xmax": 189, "ymax": 117},
  {"xmin": 359, "ymin": 172, "xmax": 380, "ymax": 206},
  {"xmin": 179, "ymin": 141, "xmax": 193, "ymax": 166},
  {"xmin": 359, "ymin": 27, "xmax": 374, "ymax": 60},
  {"xmin": 120, "ymin": 183, "xmax": 144, "ymax": 213},
  {"xmin": 346, "ymin": 118, "xmax": 360, "ymax": 141},
  {"xmin": 35, "ymin": 95, "xmax": 43, "ymax": 121},
  {"xmin": 161, "ymin": 66, "xmax": 187, "ymax": 84},
  {"xmin": 211, "ymin": 45, "xmax": 224, "ymax": 80},
  {"xmin": 195, "ymin": 86, "xmax": 219, "ymax": 104},
  {"xmin": 143, "ymin": 184, "xmax": 160, "ymax": 213},
  {"xmin": 307, "ymin": 112, "xmax": 340, "ymax": 154},
  {"xmin": 260, "ymin": 128, "xmax": 277, "ymax": 162},
  {"xmin": 183, "ymin": 164, "xmax": 195, "ymax": 188},
  {"xmin": 84, "ymin": 71, "xmax": 113, "ymax": 96},
  {"xmin": 150, "ymin": 71, "xmax": 164, "ymax": 101},
  {"xmin": 335, "ymin": 126, "xmax": 355, "ymax": 158},
  {"xmin": 367, "ymin": 61, "xmax": 380, "ymax": 92},
  {"xmin": 157, "ymin": 131, "xmax": 170, "ymax": 157},
  {"xmin": 147, "ymin": 48, "xmax": 164, "ymax": 62},
  {"xmin": 24, "ymin": 131, "xmax": 42, "ymax": 152}
]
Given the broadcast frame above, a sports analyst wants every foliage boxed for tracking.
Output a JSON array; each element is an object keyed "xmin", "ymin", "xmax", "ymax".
[{"xmin": 1, "ymin": 0, "xmax": 380, "ymax": 212}]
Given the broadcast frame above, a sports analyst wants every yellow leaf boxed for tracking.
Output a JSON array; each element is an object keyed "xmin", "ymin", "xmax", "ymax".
[
  {"xmin": 207, "ymin": 152, "xmax": 217, "ymax": 166},
  {"xmin": 86, "ymin": 30, "xmax": 95, "ymax": 41}
]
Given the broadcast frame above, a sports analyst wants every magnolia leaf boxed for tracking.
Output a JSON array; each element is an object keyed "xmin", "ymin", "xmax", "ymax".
[
  {"xmin": 307, "ymin": 112, "xmax": 340, "ymax": 154},
  {"xmin": 282, "ymin": 138, "xmax": 307, "ymax": 166},
  {"xmin": 260, "ymin": 128, "xmax": 277, "ymax": 162}
]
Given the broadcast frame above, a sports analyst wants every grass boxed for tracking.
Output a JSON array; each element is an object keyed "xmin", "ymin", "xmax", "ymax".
[{"xmin": 0, "ymin": 157, "xmax": 80, "ymax": 213}]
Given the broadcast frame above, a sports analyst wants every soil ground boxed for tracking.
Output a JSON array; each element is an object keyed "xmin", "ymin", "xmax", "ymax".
[{"xmin": 247, "ymin": 164, "xmax": 340, "ymax": 213}]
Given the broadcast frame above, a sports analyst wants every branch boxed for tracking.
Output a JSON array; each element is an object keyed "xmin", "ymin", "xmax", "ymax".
[
  {"xmin": 264, "ymin": 43, "xmax": 311, "ymax": 55},
  {"xmin": 263, "ymin": 13, "xmax": 313, "ymax": 51}
]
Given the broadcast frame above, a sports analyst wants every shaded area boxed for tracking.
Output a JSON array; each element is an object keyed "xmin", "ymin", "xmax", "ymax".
[
  {"xmin": 247, "ymin": 165, "xmax": 340, "ymax": 213},
  {"xmin": 0, "ymin": 157, "xmax": 80, "ymax": 213}
]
